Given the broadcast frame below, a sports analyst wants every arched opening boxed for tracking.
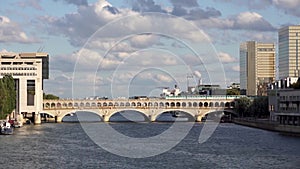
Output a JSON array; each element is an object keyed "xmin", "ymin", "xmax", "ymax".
[
  {"xmin": 199, "ymin": 102, "xmax": 203, "ymax": 107},
  {"xmin": 63, "ymin": 111, "xmax": 102, "ymax": 122},
  {"xmin": 156, "ymin": 111, "xmax": 195, "ymax": 122},
  {"xmin": 188, "ymin": 102, "xmax": 192, "ymax": 107},
  {"xmin": 137, "ymin": 102, "xmax": 142, "ymax": 107},
  {"xmin": 176, "ymin": 102, "xmax": 181, "ymax": 107},
  {"xmin": 125, "ymin": 102, "xmax": 130, "ymax": 107},
  {"xmin": 80, "ymin": 102, "xmax": 84, "ymax": 107},
  {"xmin": 74, "ymin": 103, "xmax": 79, "ymax": 108},
  {"xmin": 45, "ymin": 103, "xmax": 50, "ymax": 108},
  {"xmin": 97, "ymin": 102, "xmax": 101, "ymax": 107},
  {"xmin": 215, "ymin": 102, "xmax": 219, "ymax": 107},
  {"xmin": 114, "ymin": 102, "xmax": 119, "ymax": 107},
  {"xmin": 143, "ymin": 102, "xmax": 147, "ymax": 107},
  {"xmin": 171, "ymin": 102, "xmax": 175, "ymax": 107},
  {"xmin": 204, "ymin": 102, "xmax": 208, "ymax": 107},
  {"xmin": 51, "ymin": 103, "xmax": 56, "ymax": 108},
  {"xmin": 108, "ymin": 102, "xmax": 113, "ymax": 107},
  {"xmin": 148, "ymin": 102, "xmax": 153, "ymax": 107},
  {"xmin": 57, "ymin": 103, "xmax": 62, "ymax": 108},
  {"xmin": 91, "ymin": 102, "xmax": 96, "ymax": 107},
  {"xmin": 159, "ymin": 102, "xmax": 164, "ymax": 107},
  {"xmin": 103, "ymin": 102, "xmax": 108, "ymax": 107},
  {"xmin": 63, "ymin": 103, "xmax": 67, "ymax": 108},
  {"xmin": 131, "ymin": 102, "xmax": 136, "ymax": 107},
  {"xmin": 165, "ymin": 102, "xmax": 170, "ymax": 107},
  {"xmin": 154, "ymin": 102, "xmax": 158, "ymax": 107},
  {"xmin": 120, "ymin": 102, "xmax": 125, "ymax": 107},
  {"xmin": 182, "ymin": 102, "xmax": 186, "ymax": 107},
  {"xmin": 193, "ymin": 102, "xmax": 198, "ymax": 107},
  {"xmin": 225, "ymin": 102, "xmax": 230, "ymax": 108},
  {"xmin": 230, "ymin": 102, "xmax": 235, "ymax": 108},
  {"xmin": 109, "ymin": 110, "xmax": 149, "ymax": 122},
  {"xmin": 40, "ymin": 112, "xmax": 55, "ymax": 122},
  {"xmin": 85, "ymin": 102, "xmax": 90, "ymax": 107},
  {"xmin": 220, "ymin": 102, "xmax": 225, "ymax": 107},
  {"xmin": 209, "ymin": 102, "xmax": 214, "ymax": 107}
]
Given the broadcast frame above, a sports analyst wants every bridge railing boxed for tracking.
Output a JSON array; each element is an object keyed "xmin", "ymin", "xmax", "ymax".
[{"xmin": 165, "ymin": 95, "xmax": 241, "ymax": 100}]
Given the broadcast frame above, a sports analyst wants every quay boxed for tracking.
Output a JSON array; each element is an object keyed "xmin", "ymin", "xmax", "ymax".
[{"xmin": 233, "ymin": 118, "xmax": 300, "ymax": 136}]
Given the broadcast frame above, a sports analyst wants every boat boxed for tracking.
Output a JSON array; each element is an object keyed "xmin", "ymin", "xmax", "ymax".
[{"xmin": 0, "ymin": 121, "xmax": 14, "ymax": 135}]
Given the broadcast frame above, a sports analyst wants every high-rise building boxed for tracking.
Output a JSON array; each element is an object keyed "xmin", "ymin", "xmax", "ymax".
[
  {"xmin": 278, "ymin": 25, "xmax": 300, "ymax": 79},
  {"xmin": 0, "ymin": 52, "xmax": 49, "ymax": 124},
  {"xmin": 240, "ymin": 41, "xmax": 276, "ymax": 96}
]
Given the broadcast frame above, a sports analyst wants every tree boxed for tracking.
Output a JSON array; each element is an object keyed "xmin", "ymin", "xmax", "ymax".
[
  {"xmin": 226, "ymin": 88, "xmax": 240, "ymax": 95},
  {"xmin": 235, "ymin": 97, "xmax": 252, "ymax": 117},
  {"xmin": 249, "ymin": 96, "xmax": 269, "ymax": 118},
  {"xmin": 0, "ymin": 75, "xmax": 16, "ymax": 119},
  {"xmin": 43, "ymin": 93, "xmax": 59, "ymax": 100}
]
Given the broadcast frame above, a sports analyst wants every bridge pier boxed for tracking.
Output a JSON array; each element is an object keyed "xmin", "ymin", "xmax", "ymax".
[
  {"xmin": 196, "ymin": 114, "xmax": 204, "ymax": 122},
  {"xmin": 33, "ymin": 112, "xmax": 41, "ymax": 125},
  {"xmin": 150, "ymin": 115, "xmax": 156, "ymax": 122},
  {"xmin": 103, "ymin": 115, "xmax": 110, "ymax": 122},
  {"xmin": 54, "ymin": 116, "xmax": 63, "ymax": 123}
]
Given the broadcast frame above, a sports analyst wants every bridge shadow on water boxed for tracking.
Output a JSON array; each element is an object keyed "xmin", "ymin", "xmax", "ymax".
[{"xmin": 61, "ymin": 110, "xmax": 196, "ymax": 138}]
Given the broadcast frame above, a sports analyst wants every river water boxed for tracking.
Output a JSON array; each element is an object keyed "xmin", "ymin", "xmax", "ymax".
[{"xmin": 0, "ymin": 114, "xmax": 300, "ymax": 169}]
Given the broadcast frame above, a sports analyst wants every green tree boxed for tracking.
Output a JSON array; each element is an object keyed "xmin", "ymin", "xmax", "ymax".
[
  {"xmin": 249, "ymin": 96, "xmax": 269, "ymax": 118},
  {"xmin": 226, "ymin": 88, "xmax": 240, "ymax": 95},
  {"xmin": 43, "ymin": 93, "xmax": 59, "ymax": 100},
  {"xmin": 235, "ymin": 97, "xmax": 252, "ymax": 117},
  {"xmin": 0, "ymin": 75, "xmax": 16, "ymax": 119}
]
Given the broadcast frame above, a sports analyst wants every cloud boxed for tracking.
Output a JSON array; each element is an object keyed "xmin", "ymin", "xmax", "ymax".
[
  {"xmin": 0, "ymin": 16, "xmax": 39, "ymax": 44},
  {"xmin": 17, "ymin": 0, "xmax": 43, "ymax": 10},
  {"xmin": 232, "ymin": 65, "xmax": 240, "ymax": 72},
  {"xmin": 218, "ymin": 52, "xmax": 237, "ymax": 63},
  {"xmin": 131, "ymin": 0, "xmax": 167, "ymax": 13},
  {"xmin": 196, "ymin": 12, "xmax": 275, "ymax": 32},
  {"xmin": 53, "ymin": 0, "xmax": 88, "ymax": 6},
  {"xmin": 170, "ymin": 0, "xmax": 199, "ymax": 7},
  {"xmin": 272, "ymin": 0, "xmax": 300, "ymax": 17}
]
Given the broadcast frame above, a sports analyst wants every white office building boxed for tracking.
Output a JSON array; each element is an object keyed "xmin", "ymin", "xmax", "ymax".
[{"xmin": 0, "ymin": 52, "xmax": 49, "ymax": 124}]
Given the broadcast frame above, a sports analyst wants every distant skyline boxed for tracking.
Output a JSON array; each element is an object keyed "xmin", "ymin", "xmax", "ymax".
[{"xmin": 1, "ymin": 0, "xmax": 300, "ymax": 98}]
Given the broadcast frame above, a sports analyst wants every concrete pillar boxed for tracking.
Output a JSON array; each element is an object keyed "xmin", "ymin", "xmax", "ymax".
[
  {"xmin": 150, "ymin": 115, "xmax": 156, "ymax": 122},
  {"xmin": 103, "ymin": 115, "xmax": 110, "ymax": 122},
  {"xmin": 34, "ymin": 112, "xmax": 41, "ymax": 125},
  {"xmin": 196, "ymin": 115, "xmax": 204, "ymax": 122}
]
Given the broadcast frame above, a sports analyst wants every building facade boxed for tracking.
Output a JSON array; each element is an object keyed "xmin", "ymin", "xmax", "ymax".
[
  {"xmin": 0, "ymin": 52, "xmax": 49, "ymax": 124},
  {"xmin": 268, "ymin": 78, "xmax": 300, "ymax": 126},
  {"xmin": 240, "ymin": 41, "xmax": 276, "ymax": 96},
  {"xmin": 278, "ymin": 25, "xmax": 300, "ymax": 79}
]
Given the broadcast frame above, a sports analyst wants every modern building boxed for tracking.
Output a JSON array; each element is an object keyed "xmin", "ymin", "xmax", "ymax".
[
  {"xmin": 278, "ymin": 25, "xmax": 300, "ymax": 79},
  {"xmin": 0, "ymin": 52, "xmax": 49, "ymax": 124},
  {"xmin": 240, "ymin": 41, "xmax": 276, "ymax": 96},
  {"xmin": 268, "ymin": 77, "xmax": 300, "ymax": 126}
]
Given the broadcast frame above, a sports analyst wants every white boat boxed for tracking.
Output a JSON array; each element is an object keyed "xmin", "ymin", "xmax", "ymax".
[{"xmin": 0, "ymin": 121, "xmax": 14, "ymax": 135}]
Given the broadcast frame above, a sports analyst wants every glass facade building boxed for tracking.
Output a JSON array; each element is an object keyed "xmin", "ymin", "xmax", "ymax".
[{"xmin": 278, "ymin": 25, "xmax": 300, "ymax": 79}]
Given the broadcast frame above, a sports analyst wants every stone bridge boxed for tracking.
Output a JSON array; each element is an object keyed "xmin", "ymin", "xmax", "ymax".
[{"xmin": 41, "ymin": 96, "xmax": 239, "ymax": 122}]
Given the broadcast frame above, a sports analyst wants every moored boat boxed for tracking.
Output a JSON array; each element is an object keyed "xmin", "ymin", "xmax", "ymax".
[{"xmin": 0, "ymin": 121, "xmax": 14, "ymax": 135}]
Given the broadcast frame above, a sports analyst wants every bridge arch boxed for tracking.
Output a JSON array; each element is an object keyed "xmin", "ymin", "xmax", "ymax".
[
  {"xmin": 106, "ymin": 109, "xmax": 149, "ymax": 122},
  {"xmin": 152, "ymin": 109, "xmax": 196, "ymax": 121}
]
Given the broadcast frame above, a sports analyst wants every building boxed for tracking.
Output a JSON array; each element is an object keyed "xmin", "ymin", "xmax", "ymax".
[
  {"xmin": 268, "ymin": 78, "xmax": 300, "ymax": 126},
  {"xmin": 0, "ymin": 52, "xmax": 49, "ymax": 124},
  {"xmin": 240, "ymin": 41, "xmax": 276, "ymax": 96},
  {"xmin": 278, "ymin": 25, "xmax": 300, "ymax": 79}
]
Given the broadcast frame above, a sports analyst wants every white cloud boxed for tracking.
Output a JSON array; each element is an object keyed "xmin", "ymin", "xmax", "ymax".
[
  {"xmin": 0, "ymin": 16, "xmax": 39, "ymax": 44},
  {"xmin": 218, "ymin": 52, "xmax": 237, "ymax": 63},
  {"xmin": 232, "ymin": 65, "xmax": 240, "ymax": 72}
]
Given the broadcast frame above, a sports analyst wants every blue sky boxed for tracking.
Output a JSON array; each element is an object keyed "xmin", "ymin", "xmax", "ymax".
[{"xmin": 1, "ymin": 0, "xmax": 300, "ymax": 98}]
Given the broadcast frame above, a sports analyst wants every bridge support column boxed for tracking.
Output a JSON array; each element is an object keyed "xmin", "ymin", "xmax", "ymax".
[
  {"xmin": 196, "ymin": 115, "xmax": 204, "ymax": 122},
  {"xmin": 103, "ymin": 115, "xmax": 110, "ymax": 122},
  {"xmin": 33, "ymin": 112, "xmax": 41, "ymax": 125},
  {"xmin": 55, "ymin": 116, "xmax": 62, "ymax": 123},
  {"xmin": 150, "ymin": 115, "xmax": 156, "ymax": 122}
]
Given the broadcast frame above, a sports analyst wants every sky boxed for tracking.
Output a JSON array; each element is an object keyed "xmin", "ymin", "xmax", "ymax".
[{"xmin": 1, "ymin": 0, "xmax": 300, "ymax": 98}]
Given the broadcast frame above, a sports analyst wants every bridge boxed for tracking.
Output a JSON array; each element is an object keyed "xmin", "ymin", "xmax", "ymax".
[{"xmin": 40, "ymin": 96, "xmax": 239, "ymax": 123}]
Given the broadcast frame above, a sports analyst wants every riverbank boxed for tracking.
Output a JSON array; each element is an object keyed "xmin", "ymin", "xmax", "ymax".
[{"xmin": 233, "ymin": 118, "xmax": 300, "ymax": 136}]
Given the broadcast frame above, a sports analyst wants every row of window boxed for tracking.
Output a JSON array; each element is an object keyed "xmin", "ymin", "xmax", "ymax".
[
  {"xmin": 0, "ymin": 67, "xmax": 37, "ymax": 70},
  {"xmin": 0, "ymin": 73, "xmax": 37, "ymax": 76}
]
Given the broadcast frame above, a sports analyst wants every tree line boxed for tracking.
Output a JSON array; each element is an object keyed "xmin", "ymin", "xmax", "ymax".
[
  {"xmin": 0, "ymin": 75, "xmax": 16, "ymax": 119},
  {"xmin": 235, "ymin": 96, "xmax": 269, "ymax": 118}
]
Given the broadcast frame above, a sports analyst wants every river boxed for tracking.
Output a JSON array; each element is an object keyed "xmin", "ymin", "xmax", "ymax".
[{"xmin": 0, "ymin": 114, "xmax": 300, "ymax": 169}]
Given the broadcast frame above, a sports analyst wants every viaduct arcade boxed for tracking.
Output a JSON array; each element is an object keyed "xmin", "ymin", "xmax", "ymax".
[{"xmin": 41, "ymin": 96, "xmax": 238, "ymax": 123}]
